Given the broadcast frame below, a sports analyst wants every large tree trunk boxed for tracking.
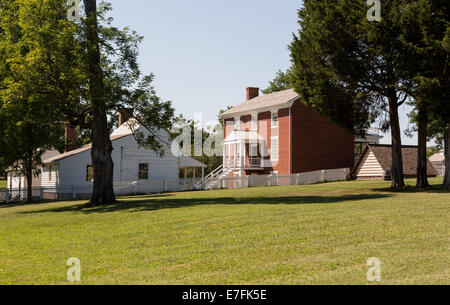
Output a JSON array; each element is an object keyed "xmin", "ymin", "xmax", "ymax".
[
  {"xmin": 416, "ymin": 105, "xmax": 429, "ymax": 188},
  {"xmin": 388, "ymin": 94, "xmax": 405, "ymax": 188},
  {"xmin": 444, "ymin": 125, "xmax": 450, "ymax": 189},
  {"xmin": 84, "ymin": 0, "xmax": 116, "ymax": 205}
]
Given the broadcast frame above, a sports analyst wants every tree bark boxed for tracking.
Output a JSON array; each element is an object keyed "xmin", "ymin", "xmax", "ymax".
[
  {"xmin": 84, "ymin": 0, "xmax": 116, "ymax": 205},
  {"xmin": 416, "ymin": 105, "xmax": 429, "ymax": 188},
  {"xmin": 444, "ymin": 124, "xmax": 450, "ymax": 189},
  {"xmin": 388, "ymin": 93, "xmax": 405, "ymax": 188}
]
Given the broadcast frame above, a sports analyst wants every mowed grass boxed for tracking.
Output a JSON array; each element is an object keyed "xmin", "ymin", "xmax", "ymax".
[
  {"xmin": 0, "ymin": 179, "xmax": 448, "ymax": 285},
  {"xmin": 0, "ymin": 180, "xmax": 6, "ymax": 189}
]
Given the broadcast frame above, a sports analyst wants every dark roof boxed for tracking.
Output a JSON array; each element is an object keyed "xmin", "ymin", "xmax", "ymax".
[{"xmin": 354, "ymin": 144, "xmax": 438, "ymax": 177}]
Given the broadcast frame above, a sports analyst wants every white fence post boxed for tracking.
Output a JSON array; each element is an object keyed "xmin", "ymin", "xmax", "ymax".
[
  {"xmin": 297, "ymin": 173, "xmax": 301, "ymax": 185},
  {"xmin": 40, "ymin": 187, "xmax": 44, "ymax": 200},
  {"xmin": 5, "ymin": 189, "xmax": 10, "ymax": 204},
  {"xmin": 322, "ymin": 170, "xmax": 326, "ymax": 182},
  {"xmin": 268, "ymin": 175, "xmax": 272, "ymax": 187},
  {"xmin": 247, "ymin": 175, "xmax": 251, "ymax": 187},
  {"xmin": 164, "ymin": 180, "xmax": 168, "ymax": 192},
  {"xmin": 133, "ymin": 182, "xmax": 137, "ymax": 195}
]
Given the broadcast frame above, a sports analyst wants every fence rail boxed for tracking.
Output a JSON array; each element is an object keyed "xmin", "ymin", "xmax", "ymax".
[{"xmin": 0, "ymin": 168, "xmax": 350, "ymax": 203}]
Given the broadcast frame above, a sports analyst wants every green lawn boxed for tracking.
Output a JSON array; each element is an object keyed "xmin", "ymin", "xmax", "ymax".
[
  {"xmin": 0, "ymin": 179, "xmax": 448, "ymax": 285},
  {"xmin": 0, "ymin": 180, "xmax": 6, "ymax": 189}
]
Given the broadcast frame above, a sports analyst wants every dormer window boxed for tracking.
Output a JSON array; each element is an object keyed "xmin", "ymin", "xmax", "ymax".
[
  {"xmin": 251, "ymin": 114, "xmax": 258, "ymax": 131},
  {"xmin": 271, "ymin": 110, "xmax": 279, "ymax": 128},
  {"xmin": 234, "ymin": 117, "xmax": 240, "ymax": 131}
]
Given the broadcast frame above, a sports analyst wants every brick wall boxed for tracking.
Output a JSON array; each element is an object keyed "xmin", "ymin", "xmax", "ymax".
[
  {"xmin": 240, "ymin": 115, "xmax": 252, "ymax": 131},
  {"xmin": 290, "ymin": 101, "xmax": 354, "ymax": 173},
  {"xmin": 224, "ymin": 118, "xmax": 234, "ymax": 140}
]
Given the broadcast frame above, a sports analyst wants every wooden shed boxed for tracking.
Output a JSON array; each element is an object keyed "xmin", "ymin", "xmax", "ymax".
[
  {"xmin": 353, "ymin": 144, "xmax": 438, "ymax": 180},
  {"xmin": 429, "ymin": 150, "xmax": 445, "ymax": 177}
]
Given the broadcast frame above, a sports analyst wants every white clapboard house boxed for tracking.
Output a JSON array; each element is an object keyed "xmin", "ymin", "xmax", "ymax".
[
  {"xmin": 6, "ymin": 149, "xmax": 60, "ymax": 197},
  {"xmin": 7, "ymin": 111, "xmax": 206, "ymax": 200}
]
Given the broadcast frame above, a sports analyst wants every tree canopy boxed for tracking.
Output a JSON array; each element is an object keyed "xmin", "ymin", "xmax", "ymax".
[{"xmin": 289, "ymin": 0, "xmax": 449, "ymax": 188}]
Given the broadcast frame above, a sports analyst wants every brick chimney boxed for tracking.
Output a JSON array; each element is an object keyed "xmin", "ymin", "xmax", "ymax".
[
  {"xmin": 246, "ymin": 87, "xmax": 259, "ymax": 100},
  {"xmin": 118, "ymin": 108, "xmax": 134, "ymax": 127},
  {"xmin": 65, "ymin": 124, "xmax": 77, "ymax": 152}
]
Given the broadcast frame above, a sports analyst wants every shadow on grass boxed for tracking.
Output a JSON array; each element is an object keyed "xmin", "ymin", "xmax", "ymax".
[
  {"xmin": 373, "ymin": 185, "xmax": 450, "ymax": 194},
  {"xmin": 0, "ymin": 200, "xmax": 63, "ymax": 209},
  {"xmin": 20, "ymin": 193, "xmax": 392, "ymax": 215}
]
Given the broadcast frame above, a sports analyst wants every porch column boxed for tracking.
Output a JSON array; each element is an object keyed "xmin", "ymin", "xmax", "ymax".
[
  {"xmin": 223, "ymin": 143, "xmax": 226, "ymax": 166},
  {"xmin": 243, "ymin": 141, "xmax": 247, "ymax": 168},
  {"xmin": 201, "ymin": 167, "xmax": 205, "ymax": 189}
]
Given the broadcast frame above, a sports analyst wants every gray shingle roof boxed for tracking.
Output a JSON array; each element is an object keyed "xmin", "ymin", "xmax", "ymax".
[
  {"xmin": 220, "ymin": 89, "xmax": 300, "ymax": 118},
  {"xmin": 42, "ymin": 134, "xmax": 131, "ymax": 164}
]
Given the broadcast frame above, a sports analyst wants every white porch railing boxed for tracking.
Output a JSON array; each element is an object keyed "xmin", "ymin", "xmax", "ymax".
[{"xmin": 224, "ymin": 157, "xmax": 263, "ymax": 169}]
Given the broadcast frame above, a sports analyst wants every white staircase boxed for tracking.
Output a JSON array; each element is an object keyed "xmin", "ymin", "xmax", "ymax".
[{"xmin": 201, "ymin": 165, "xmax": 234, "ymax": 190}]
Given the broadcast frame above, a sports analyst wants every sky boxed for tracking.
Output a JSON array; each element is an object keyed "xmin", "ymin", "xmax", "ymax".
[{"xmin": 106, "ymin": 0, "xmax": 419, "ymax": 146}]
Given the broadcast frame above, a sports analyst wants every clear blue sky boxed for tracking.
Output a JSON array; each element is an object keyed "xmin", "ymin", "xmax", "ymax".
[{"xmin": 107, "ymin": 0, "xmax": 418, "ymax": 145}]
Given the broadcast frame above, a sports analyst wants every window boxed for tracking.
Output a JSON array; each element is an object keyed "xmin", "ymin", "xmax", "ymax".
[
  {"xmin": 250, "ymin": 143, "xmax": 258, "ymax": 157},
  {"xmin": 271, "ymin": 111, "xmax": 279, "ymax": 128},
  {"xmin": 234, "ymin": 117, "xmax": 241, "ymax": 131},
  {"xmin": 270, "ymin": 137, "xmax": 279, "ymax": 161},
  {"xmin": 139, "ymin": 163, "xmax": 149, "ymax": 180},
  {"xmin": 251, "ymin": 114, "xmax": 258, "ymax": 131},
  {"xmin": 86, "ymin": 165, "xmax": 94, "ymax": 182},
  {"xmin": 250, "ymin": 143, "xmax": 260, "ymax": 167}
]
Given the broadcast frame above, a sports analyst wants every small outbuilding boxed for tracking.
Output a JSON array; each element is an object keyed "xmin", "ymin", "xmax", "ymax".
[
  {"xmin": 353, "ymin": 144, "xmax": 438, "ymax": 180},
  {"xmin": 429, "ymin": 150, "xmax": 445, "ymax": 177}
]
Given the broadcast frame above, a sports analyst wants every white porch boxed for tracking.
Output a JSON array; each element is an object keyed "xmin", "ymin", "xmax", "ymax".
[{"xmin": 223, "ymin": 130, "xmax": 266, "ymax": 172}]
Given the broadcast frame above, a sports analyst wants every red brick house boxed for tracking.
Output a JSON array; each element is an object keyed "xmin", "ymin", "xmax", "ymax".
[{"xmin": 219, "ymin": 88, "xmax": 355, "ymax": 177}]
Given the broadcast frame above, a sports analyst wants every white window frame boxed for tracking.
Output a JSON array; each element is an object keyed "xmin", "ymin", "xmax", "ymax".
[
  {"xmin": 271, "ymin": 110, "xmax": 279, "ymax": 128},
  {"xmin": 234, "ymin": 116, "xmax": 240, "ymax": 131},
  {"xmin": 270, "ymin": 136, "xmax": 279, "ymax": 162},
  {"xmin": 250, "ymin": 143, "xmax": 258, "ymax": 157},
  {"xmin": 86, "ymin": 165, "xmax": 94, "ymax": 182},
  {"xmin": 138, "ymin": 163, "xmax": 149, "ymax": 180},
  {"xmin": 251, "ymin": 114, "xmax": 258, "ymax": 131}
]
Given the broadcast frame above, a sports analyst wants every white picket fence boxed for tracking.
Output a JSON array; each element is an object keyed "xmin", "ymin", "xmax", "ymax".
[{"xmin": 0, "ymin": 168, "xmax": 350, "ymax": 203}]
